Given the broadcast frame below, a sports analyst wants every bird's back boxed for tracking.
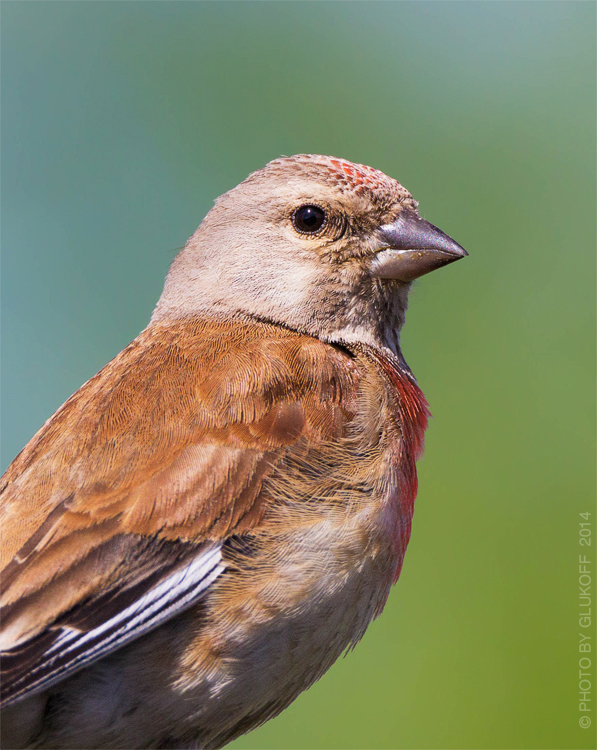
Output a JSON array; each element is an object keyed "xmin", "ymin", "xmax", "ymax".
[{"xmin": 1, "ymin": 317, "xmax": 428, "ymax": 748}]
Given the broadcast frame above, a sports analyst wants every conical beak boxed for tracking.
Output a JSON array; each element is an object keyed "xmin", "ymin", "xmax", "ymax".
[{"xmin": 370, "ymin": 210, "xmax": 468, "ymax": 282}]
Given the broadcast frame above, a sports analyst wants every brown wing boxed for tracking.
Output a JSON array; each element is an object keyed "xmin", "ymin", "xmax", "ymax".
[{"xmin": 0, "ymin": 318, "xmax": 358, "ymax": 703}]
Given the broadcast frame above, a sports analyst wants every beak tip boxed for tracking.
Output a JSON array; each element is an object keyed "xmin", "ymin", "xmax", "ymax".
[{"xmin": 451, "ymin": 244, "xmax": 468, "ymax": 259}]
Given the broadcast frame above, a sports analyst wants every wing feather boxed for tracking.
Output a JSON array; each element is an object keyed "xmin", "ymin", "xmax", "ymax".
[{"xmin": 2, "ymin": 544, "xmax": 223, "ymax": 706}]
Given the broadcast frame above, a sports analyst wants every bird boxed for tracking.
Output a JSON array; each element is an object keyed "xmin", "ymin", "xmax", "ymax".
[{"xmin": 0, "ymin": 154, "xmax": 467, "ymax": 749}]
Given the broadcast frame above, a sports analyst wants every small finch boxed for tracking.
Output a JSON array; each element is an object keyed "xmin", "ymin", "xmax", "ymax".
[{"xmin": 0, "ymin": 155, "xmax": 466, "ymax": 749}]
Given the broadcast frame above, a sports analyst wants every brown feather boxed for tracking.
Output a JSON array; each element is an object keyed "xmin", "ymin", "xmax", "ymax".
[{"xmin": 0, "ymin": 318, "xmax": 357, "ymax": 649}]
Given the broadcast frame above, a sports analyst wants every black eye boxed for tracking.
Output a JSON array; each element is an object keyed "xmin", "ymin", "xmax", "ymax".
[{"xmin": 292, "ymin": 205, "xmax": 326, "ymax": 234}]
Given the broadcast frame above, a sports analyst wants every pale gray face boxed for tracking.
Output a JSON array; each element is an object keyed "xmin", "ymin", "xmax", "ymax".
[{"xmin": 153, "ymin": 155, "xmax": 466, "ymax": 350}]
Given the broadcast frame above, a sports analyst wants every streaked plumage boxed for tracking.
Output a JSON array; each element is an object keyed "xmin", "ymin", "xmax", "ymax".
[{"xmin": 1, "ymin": 155, "xmax": 465, "ymax": 748}]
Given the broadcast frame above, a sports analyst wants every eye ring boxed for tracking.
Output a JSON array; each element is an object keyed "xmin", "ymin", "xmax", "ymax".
[{"xmin": 292, "ymin": 205, "xmax": 327, "ymax": 235}]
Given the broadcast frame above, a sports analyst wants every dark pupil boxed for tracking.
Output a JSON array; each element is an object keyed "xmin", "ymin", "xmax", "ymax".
[{"xmin": 294, "ymin": 205, "xmax": 325, "ymax": 233}]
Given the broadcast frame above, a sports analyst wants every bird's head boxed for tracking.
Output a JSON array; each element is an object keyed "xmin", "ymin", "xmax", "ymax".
[{"xmin": 153, "ymin": 155, "xmax": 467, "ymax": 351}]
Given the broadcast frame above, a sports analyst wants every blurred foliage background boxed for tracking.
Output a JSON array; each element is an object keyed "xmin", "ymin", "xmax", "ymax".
[{"xmin": 2, "ymin": 2, "xmax": 595, "ymax": 749}]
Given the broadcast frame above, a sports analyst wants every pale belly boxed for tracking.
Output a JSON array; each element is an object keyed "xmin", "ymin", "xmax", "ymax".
[{"xmin": 15, "ymin": 504, "xmax": 402, "ymax": 750}]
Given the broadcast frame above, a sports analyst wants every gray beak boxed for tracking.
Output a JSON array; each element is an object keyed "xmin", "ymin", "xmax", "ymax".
[{"xmin": 371, "ymin": 210, "xmax": 468, "ymax": 282}]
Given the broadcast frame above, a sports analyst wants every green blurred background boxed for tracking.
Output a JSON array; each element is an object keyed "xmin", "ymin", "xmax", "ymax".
[{"xmin": 2, "ymin": 2, "xmax": 595, "ymax": 748}]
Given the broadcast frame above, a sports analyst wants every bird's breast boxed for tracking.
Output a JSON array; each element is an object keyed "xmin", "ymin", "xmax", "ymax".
[
  {"xmin": 176, "ymin": 344, "xmax": 430, "ymax": 694},
  {"xmin": 361, "ymin": 344, "xmax": 430, "ymax": 580}
]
